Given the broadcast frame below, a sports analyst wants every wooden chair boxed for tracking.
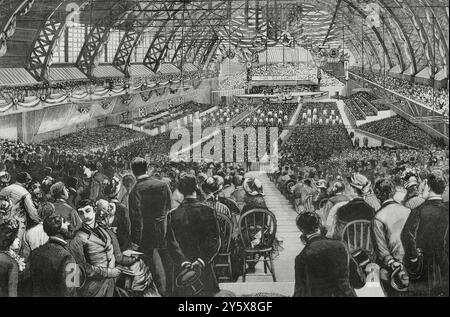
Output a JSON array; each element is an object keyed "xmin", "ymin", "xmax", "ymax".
[
  {"xmin": 214, "ymin": 212, "xmax": 234, "ymax": 282},
  {"xmin": 341, "ymin": 220, "xmax": 374, "ymax": 261},
  {"xmin": 238, "ymin": 209, "xmax": 277, "ymax": 282}
]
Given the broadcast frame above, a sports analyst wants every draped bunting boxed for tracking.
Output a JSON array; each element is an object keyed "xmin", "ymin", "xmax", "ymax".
[{"xmin": 0, "ymin": 75, "xmax": 212, "ymax": 115}]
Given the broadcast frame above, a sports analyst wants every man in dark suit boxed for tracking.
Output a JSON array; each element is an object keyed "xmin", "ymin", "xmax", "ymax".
[
  {"xmin": 401, "ymin": 172, "xmax": 449, "ymax": 297},
  {"xmin": 29, "ymin": 215, "xmax": 79, "ymax": 297},
  {"xmin": 166, "ymin": 173, "xmax": 221, "ymax": 297},
  {"xmin": 294, "ymin": 212, "xmax": 365, "ymax": 297},
  {"xmin": 128, "ymin": 158, "xmax": 173, "ymax": 296}
]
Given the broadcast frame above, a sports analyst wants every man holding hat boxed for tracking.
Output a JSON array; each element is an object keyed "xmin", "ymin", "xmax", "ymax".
[
  {"xmin": 401, "ymin": 171, "xmax": 449, "ymax": 297},
  {"xmin": 128, "ymin": 157, "xmax": 173, "ymax": 296},
  {"xmin": 372, "ymin": 178, "xmax": 411, "ymax": 296},
  {"xmin": 166, "ymin": 173, "xmax": 221, "ymax": 297}
]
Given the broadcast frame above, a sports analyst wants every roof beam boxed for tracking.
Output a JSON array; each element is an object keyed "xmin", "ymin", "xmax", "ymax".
[{"xmin": 322, "ymin": 0, "xmax": 342, "ymax": 45}]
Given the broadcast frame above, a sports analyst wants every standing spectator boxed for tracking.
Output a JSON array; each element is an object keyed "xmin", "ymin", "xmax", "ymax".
[
  {"xmin": 128, "ymin": 158, "xmax": 173, "ymax": 296},
  {"xmin": 403, "ymin": 176, "xmax": 425, "ymax": 210},
  {"xmin": 166, "ymin": 173, "xmax": 221, "ymax": 297},
  {"xmin": 29, "ymin": 215, "xmax": 79, "ymax": 297},
  {"xmin": 117, "ymin": 174, "xmax": 135, "ymax": 209},
  {"xmin": 66, "ymin": 177, "xmax": 80, "ymax": 210},
  {"xmin": 401, "ymin": 172, "xmax": 449, "ymax": 297},
  {"xmin": 85, "ymin": 163, "xmax": 108, "ymax": 202},
  {"xmin": 0, "ymin": 172, "xmax": 41, "ymax": 244},
  {"xmin": 21, "ymin": 202, "xmax": 55, "ymax": 260},
  {"xmin": 51, "ymin": 182, "xmax": 82, "ymax": 232},
  {"xmin": 372, "ymin": 178, "xmax": 411, "ymax": 296},
  {"xmin": 293, "ymin": 212, "xmax": 365, "ymax": 297}
]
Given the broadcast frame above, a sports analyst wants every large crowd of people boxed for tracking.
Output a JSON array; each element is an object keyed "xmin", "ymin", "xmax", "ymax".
[
  {"xmin": 1, "ymin": 134, "xmax": 290, "ymax": 297},
  {"xmin": 353, "ymin": 70, "xmax": 449, "ymax": 115},
  {"xmin": 0, "ymin": 69, "xmax": 449, "ymax": 298},
  {"xmin": 251, "ymin": 63, "xmax": 344, "ymax": 87},
  {"xmin": 272, "ymin": 142, "xmax": 448, "ymax": 296},
  {"xmin": 359, "ymin": 116, "xmax": 444, "ymax": 149}
]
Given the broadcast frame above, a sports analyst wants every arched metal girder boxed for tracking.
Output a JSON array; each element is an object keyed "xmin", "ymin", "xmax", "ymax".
[
  {"xmin": 112, "ymin": 1, "xmax": 182, "ymax": 76},
  {"xmin": 376, "ymin": 0, "xmax": 418, "ymax": 73},
  {"xmin": 342, "ymin": 0, "xmax": 393, "ymax": 69},
  {"xmin": 170, "ymin": 1, "xmax": 231, "ymax": 67},
  {"xmin": 391, "ymin": 0, "xmax": 435, "ymax": 73},
  {"xmin": 76, "ymin": 0, "xmax": 136, "ymax": 76},
  {"xmin": 343, "ymin": 20, "xmax": 380, "ymax": 68},
  {"xmin": 27, "ymin": 0, "xmax": 84, "ymax": 81},
  {"xmin": 340, "ymin": 2, "xmax": 404, "ymax": 70},
  {"xmin": 197, "ymin": 35, "xmax": 220, "ymax": 69},
  {"xmin": 144, "ymin": 0, "xmax": 237, "ymax": 72},
  {"xmin": 0, "ymin": 0, "xmax": 37, "ymax": 56},
  {"xmin": 420, "ymin": 0, "xmax": 449, "ymax": 70},
  {"xmin": 204, "ymin": 39, "xmax": 224, "ymax": 71}
]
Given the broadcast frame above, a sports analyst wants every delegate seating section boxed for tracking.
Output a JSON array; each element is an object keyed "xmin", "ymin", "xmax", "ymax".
[
  {"xmin": 240, "ymin": 103, "xmax": 297, "ymax": 128},
  {"xmin": 298, "ymin": 102, "xmax": 343, "ymax": 125},
  {"xmin": 280, "ymin": 125, "xmax": 354, "ymax": 168}
]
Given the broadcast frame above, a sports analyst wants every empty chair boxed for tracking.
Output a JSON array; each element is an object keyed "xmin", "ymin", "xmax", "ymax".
[{"xmin": 239, "ymin": 209, "xmax": 277, "ymax": 282}]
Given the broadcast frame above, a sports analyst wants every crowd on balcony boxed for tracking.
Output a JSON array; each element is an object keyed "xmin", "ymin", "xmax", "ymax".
[
  {"xmin": 353, "ymin": 71, "xmax": 449, "ymax": 115},
  {"xmin": 359, "ymin": 116, "xmax": 445, "ymax": 150}
]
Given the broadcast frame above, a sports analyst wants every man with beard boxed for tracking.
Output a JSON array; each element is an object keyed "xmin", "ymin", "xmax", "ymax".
[
  {"xmin": 29, "ymin": 215, "xmax": 79, "ymax": 297},
  {"xmin": 69, "ymin": 199, "xmax": 120, "ymax": 297}
]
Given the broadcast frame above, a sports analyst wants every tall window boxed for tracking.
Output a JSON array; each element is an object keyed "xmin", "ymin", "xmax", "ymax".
[
  {"xmin": 67, "ymin": 23, "xmax": 87, "ymax": 63},
  {"xmin": 52, "ymin": 30, "xmax": 66, "ymax": 63},
  {"xmin": 131, "ymin": 32, "xmax": 152, "ymax": 63}
]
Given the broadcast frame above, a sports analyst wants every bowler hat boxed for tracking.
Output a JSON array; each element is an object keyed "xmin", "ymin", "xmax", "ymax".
[{"xmin": 175, "ymin": 265, "xmax": 204, "ymax": 296}]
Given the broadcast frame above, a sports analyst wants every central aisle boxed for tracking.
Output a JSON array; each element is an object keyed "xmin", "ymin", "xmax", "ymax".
[{"xmin": 220, "ymin": 171, "xmax": 302, "ymax": 296}]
